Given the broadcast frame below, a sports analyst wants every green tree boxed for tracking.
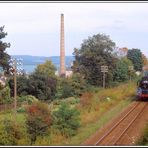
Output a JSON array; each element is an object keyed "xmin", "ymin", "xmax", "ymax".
[
  {"xmin": 113, "ymin": 57, "xmax": 134, "ymax": 82},
  {"xmin": 52, "ymin": 102, "xmax": 80, "ymax": 137},
  {"xmin": 0, "ymin": 26, "xmax": 11, "ymax": 74},
  {"xmin": 8, "ymin": 76, "xmax": 29, "ymax": 97},
  {"xmin": 55, "ymin": 77, "xmax": 74, "ymax": 99},
  {"xmin": 127, "ymin": 48, "xmax": 143, "ymax": 71},
  {"xmin": 35, "ymin": 60, "xmax": 57, "ymax": 78},
  {"xmin": 56, "ymin": 73, "xmax": 88, "ymax": 99},
  {"xmin": 72, "ymin": 33, "xmax": 117, "ymax": 87},
  {"xmin": 8, "ymin": 60, "xmax": 57, "ymax": 101},
  {"xmin": 0, "ymin": 86, "xmax": 12, "ymax": 105},
  {"xmin": 70, "ymin": 73, "xmax": 88, "ymax": 96},
  {"xmin": 28, "ymin": 72, "xmax": 57, "ymax": 101}
]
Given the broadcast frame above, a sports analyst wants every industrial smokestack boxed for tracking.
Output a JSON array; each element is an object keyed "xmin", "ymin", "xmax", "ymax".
[{"xmin": 60, "ymin": 13, "xmax": 66, "ymax": 77}]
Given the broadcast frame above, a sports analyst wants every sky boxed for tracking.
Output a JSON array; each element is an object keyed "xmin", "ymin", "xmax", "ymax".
[{"xmin": 1, "ymin": 2, "xmax": 148, "ymax": 57}]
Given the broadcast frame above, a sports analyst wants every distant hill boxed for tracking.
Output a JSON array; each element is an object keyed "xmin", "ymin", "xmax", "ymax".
[{"xmin": 11, "ymin": 55, "xmax": 75, "ymax": 73}]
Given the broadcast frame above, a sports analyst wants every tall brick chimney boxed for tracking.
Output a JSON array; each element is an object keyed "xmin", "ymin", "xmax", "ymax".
[{"xmin": 60, "ymin": 13, "xmax": 66, "ymax": 77}]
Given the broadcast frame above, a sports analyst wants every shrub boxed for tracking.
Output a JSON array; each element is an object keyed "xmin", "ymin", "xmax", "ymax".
[
  {"xmin": 0, "ymin": 119, "xmax": 24, "ymax": 145},
  {"xmin": 55, "ymin": 73, "xmax": 88, "ymax": 99},
  {"xmin": 25, "ymin": 101, "xmax": 52, "ymax": 144},
  {"xmin": 55, "ymin": 78, "xmax": 74, "ymax": 99},
  {"xmin": 28, "ymin": 73, "xmax": 57, "ymax": 101},
  {"xmin": 137, "ymin": 124, "xmax": 148, "ymax": 145},
  {"xmin": 17, "ymin": 107, "xmax": 26, "ymax": 113},
  {"xmin": 52, "ymin": 102, "xmax": 80, "ymax": 137},
  {"xmin": 0, "ymin": 86, "xmax": 12, "ymax": 105},
  {"xmin": 18, "ymin": 95, "xmax": 38, "ymax": 105}
]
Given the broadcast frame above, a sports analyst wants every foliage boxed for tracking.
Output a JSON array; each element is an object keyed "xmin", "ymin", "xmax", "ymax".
[
  {"xmin": 137, "ymin": 124, "xmax": 148, "ymax": 145},
  {"xmin": 8, "ymin": 76, "xmax": 29, "ymax": 97},
  {"xmin": 25, "ymin": 101, "xmax": 52, "ymax": 144},
  {"xmin": 0, "ymin": 26, "xmax": 11, "ymax": 74},
  {"xmin": 8, "ymin": 60, "xmax": 57, "ymax": 101},
  {"xmin": 70, "ymin": 73, "xmax": 88, "ymax": 96},
  {"xmin": 72, "ymin": 33, "xmax": 117, "ymax": 87},
  {"xmin": 0, "ymin": 119, "xmax": 25, "ymax": 145},
  {"xmin": 0, "ymin": 86, "xmax": 12, "ymax": 105},
  {"xmin": 113, "ymin": 57, "xmax": 134, "ymax": 82},
  {"xmin": 142, "ymin": 53, "xmax": 148, "ymax": 66},
  {"xmin": 52, "ymin": 102, "xmax": 80, "ymax": 137},
  {"xmin": 127, "ymin": 48, "xmax": 143, "ymax": 71},
  {"xmin": 8, "ymin": 72, "xmax": 57, "ymax": 101},
  {"xmin": 35, "ymin": 60, "xmax": 57, "ymax": 78},
  {"xmin": 28, "ymin": 72, "xmax": 57, "ymax": 101},
  {"xmin": 56, "ymin": 73, "xmax": 89, "ymax": 99},
  {"xmin": 55, "ymin": 77, "xmax": 74, "ymax": 99},
  {"xmin": 17, "ymin": 107, "xmax": 26, "ymax": 113},
  {"xmin": 17, "ymin": 95, "xmax": 38, "ymax": 104}
]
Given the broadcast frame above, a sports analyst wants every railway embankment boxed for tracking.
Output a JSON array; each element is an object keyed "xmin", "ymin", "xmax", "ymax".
[{"xmin": 82, "ymin": 101, "xmax": 148, "ymax": 146}]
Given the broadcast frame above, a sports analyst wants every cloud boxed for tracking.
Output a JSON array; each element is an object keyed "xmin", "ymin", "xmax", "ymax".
[
  {"xmin": 1, "ymin": 2, "xmax": 148, "ymax": 56},
  {"xmin": 1, "ymin": 2, "xmax": 148, "ymax": 34}
]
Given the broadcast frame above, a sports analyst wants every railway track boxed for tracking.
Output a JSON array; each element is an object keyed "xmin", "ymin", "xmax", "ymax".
[{"xmin": 94, "ymin": 101, "xmax": 147, "ymax": 146}]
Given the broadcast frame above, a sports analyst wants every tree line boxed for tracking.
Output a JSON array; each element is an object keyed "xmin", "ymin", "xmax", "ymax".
[{"xmin": 0, "ymin": 26, "xmax": 147, "ymax": 103}]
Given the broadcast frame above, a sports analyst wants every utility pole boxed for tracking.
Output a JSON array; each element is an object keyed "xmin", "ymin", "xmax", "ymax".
[
  {"xmin": 14, "ymin": 59, "xmax": 17, "ymax": 116},
  {"xmin": 9, "ymin": 58, "xmax": 23, "ymax": 117},
  {"xmin": 129, "ymin": 66, "xmax": 134, "ymax": 82},
  {"xmin": 103, "ymin": 72, "xmax": 105, "ymax": 89},
  {"xmin": 101, "ymin": 66, "xmax": 108, "ymax": 89}
]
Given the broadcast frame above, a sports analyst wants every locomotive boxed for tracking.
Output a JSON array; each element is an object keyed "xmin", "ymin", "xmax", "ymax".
[
  {"xmin": 137, "ymin": 66, "xmax": 148, "ymax": 100},
  {"xmin": 137, "ymin": 76, "xmax": 148, "ymax": 100}
]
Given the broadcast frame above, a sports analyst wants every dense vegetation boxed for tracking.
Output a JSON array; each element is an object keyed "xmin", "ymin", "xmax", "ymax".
[
  {"xmin": 0, "ymin": 27, "xmax": 148, "ymax": 146},
  {"xmin": 72, "ymin": 34, "xmax": 117, "ymax": 87},
  {"xmin": 137, "ymin": 124, "xmax": 148, "ymax": 145},
  {"xmin": 127, "ymin": 48, "xmax": 143, "ymax": 72},
  {"xmin": 0, "ymin": 26, "xmax": 11, "ymax": 74}
]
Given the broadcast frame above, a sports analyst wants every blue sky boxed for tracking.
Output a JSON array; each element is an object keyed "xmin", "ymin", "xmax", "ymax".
[{"xmin": 1, "ymin": 2, "xmax": 148, "ymax": 57}]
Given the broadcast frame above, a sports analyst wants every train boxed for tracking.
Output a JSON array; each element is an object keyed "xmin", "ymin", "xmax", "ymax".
[{"xmin": 136, "ymin": 66, "xmax": 148, "ymax": 100}]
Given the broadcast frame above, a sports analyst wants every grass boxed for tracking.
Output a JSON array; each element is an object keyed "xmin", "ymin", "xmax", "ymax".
[
  {"xmin": 0, "ymin": 110, "xmax": 26, "ymax": 124},
  {"xmin": 0, "ymin": 81, "xmax": 137, "ymax": 146},
  {"xmin": 46, "ymin": 81, "xmax": 137, "ymax": 145},
  {"xmin": 78, "ymin": 82, "xmax": 136, "ymax": 126},
  {"xmin": 62, "ymin": 99, "xmax": 132, "ymax": 145},
  {"xmin": 136, "ymin": 124, "xmax": 148, "ymax": 145}
]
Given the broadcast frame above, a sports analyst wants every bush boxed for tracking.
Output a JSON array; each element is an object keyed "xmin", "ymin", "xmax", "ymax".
[
  {"xmin": 62, "ymin": 97, "xmax": 80, "ymax": 105},
  {"xmin": 52, "ymin": 103, "xmax": 80, "ymax": 137},
  {"xmin": 0, "ymin": 119, "xmax": 25, "ymax": 145},
  {"xmin": 25, "ymin": 101, "xmax": 52, "ymax": 144},
  {"xmin": 137, "ymin": 124, "xmax": 148, "ymax": 145},
  {"xmin": 55, "ymin": 74, "xmax": 88, "ymax": 99},
  {"xmin": 8, "ymin": 72, "xmax": 57, "ymax": 101},
  {"xmin": 18, "ymin": 95, "xmax": 38, "ymax": 105},
  {"xmin": 17, "ymin": 107, "xmax": 26, "ymax": 113},
  {"xmin": 28, "ymin": 73, "xmax": 57, "ymax": 101},
  {"xmin": 0, "ymin": 86, "xmax": 12, "ymax": 105},
  {"xmin": 55, "ymin": 78, "xmax": 74, "ymax": 99}
]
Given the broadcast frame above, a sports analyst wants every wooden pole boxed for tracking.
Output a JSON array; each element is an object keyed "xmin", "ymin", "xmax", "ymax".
[
  {"xmin": 14, "ymin": 59, "xmax": 17, "ymax": 116},
  {"xmin": 103, "ymin": 72, "xmax": 105, "ymax": 88}
]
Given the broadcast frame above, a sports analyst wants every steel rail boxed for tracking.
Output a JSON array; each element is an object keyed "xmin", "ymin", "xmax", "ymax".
[
  {"xmin": 113, "ymin": 102, "xmax": 147, "ymax": 145},
  {"xmin": 95, "ymin": 102, "xmax": 140, "ymax": 145}
]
